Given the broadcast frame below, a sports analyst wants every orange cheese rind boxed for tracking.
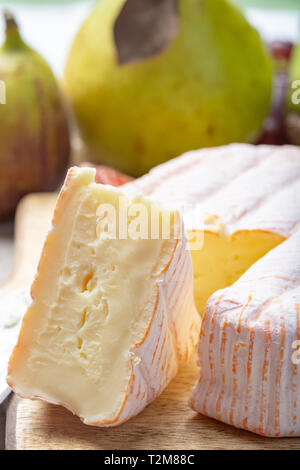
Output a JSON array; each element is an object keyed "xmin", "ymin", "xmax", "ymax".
[{"xmin": 189, "ymin": 231, "xmax": 300, "ymax": 437}]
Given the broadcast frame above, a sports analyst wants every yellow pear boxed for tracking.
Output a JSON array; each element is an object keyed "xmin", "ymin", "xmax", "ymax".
[{"xmin": 65, "ymin": 0, "xmax": 272, "ymax": 176}]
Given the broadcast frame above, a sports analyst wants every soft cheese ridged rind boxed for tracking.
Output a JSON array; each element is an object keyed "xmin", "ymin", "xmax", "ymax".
[
  {"xmin": 7, "ymin": 167, "xmax": 200, "ymax": 427},
  {"xmin": 104, "ymin": 235, "xmax": 199, "ymax": 426},
  {"xmin": 189, "ymin": 231, "xmax": 300, "ymax": 437},
  {"xmin": 125, "ymin": 144, "xmax": 300, "ymax": 315},
  {"xmin": 125, "ymin": 143, "xmax": 300, "ymax": 237}
]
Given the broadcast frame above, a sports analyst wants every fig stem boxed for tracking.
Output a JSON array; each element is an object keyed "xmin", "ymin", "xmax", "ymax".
[
  {"xmin": 4, "ymin": 10, "xmax": 18, "ymax": 32},
  {"xmin": 2, "ymin": 10, "xmax": 24, "ymax": 51}
]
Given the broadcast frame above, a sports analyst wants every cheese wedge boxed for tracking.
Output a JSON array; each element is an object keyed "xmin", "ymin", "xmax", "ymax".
[
  {"xmin": 126, "ymin": 144, "xmax": 300, "ymax": 314},
  {"xmin": 7, "ymin": 167, "xmax": 200, "ymax": 426},
  {"xmin": 189, "ymin": 230, "xmax": 300, "ymax": 437}
]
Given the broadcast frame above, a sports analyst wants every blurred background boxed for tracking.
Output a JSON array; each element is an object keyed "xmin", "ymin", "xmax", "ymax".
[{"xmin": 0, "ymin": 1, "xmax": 299, "ymax": 77}]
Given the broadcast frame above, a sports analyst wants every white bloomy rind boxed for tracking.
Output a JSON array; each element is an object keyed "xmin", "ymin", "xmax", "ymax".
[
  {"xmin": 189, "ymin": 231, "xmax": 300, "ymax": 437},
  {"xmin": 7, "ymin": 167, "xmax": 200, "ymax": 427},
  {"xmin": 125, "ymin": 143, "xmax": 300, "ymax": 237}
]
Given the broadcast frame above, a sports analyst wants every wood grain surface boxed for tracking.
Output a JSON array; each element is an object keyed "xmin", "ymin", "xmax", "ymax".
[
  {"xmin": 0, "ymin": 193, "xmax": 57, "ymax": 294},
  {"xmin": 6, "ymin": 357, "xmax": 300, "ymax": 451},
  {"xmin": 3, "ymin": 193, "xmax": 300, "ymax": 450},
  {"xmin": 0, "ymin": 221, "xmax": 14, "ymax": 286}
]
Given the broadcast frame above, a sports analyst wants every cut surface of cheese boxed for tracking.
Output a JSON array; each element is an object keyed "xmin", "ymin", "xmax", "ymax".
[
  {"xmin": 7, "ymin": 167, "xmax": 200, "ymax": 426},
  {"xmin": 126, "ymin": 144, "xmax": 300, "ymax": 314},
  {"xmin": 189, "ymin": 230, "xmax": 300, "ymax": 437}
]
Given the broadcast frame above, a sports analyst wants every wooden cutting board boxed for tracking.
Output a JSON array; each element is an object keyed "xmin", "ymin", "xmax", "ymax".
[{"xmin": 4, "ymin": 194, "xmax": 300, "ymax": 450}]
